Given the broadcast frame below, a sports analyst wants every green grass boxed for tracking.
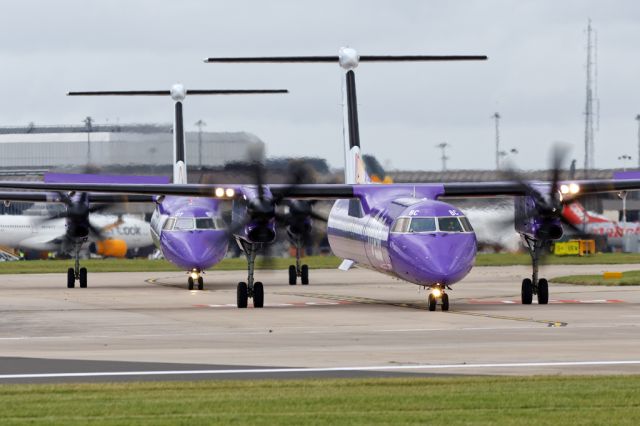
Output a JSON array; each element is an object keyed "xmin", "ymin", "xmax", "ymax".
[
  {"xmin": 0, "ymin": 256, "xmax": 342, "ymax": 274},
  {"xmin": 476, "ymin": 252, "xmax": 640, "ymax": 266},
  {"xmin": 0, "ymin": 376, "xmax": 639, "ymax": 425},
  {"xmin": 2, "ymin": 252, "xmax": 640, "ymax": 274},
  {"xmin": 553, "ymin": 270, "xmax": 640, "ymax": 286}
]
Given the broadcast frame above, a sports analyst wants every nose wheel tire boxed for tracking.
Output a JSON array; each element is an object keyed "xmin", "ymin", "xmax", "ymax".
[
  {"xmin": 427, "ymin": 293, "xmax": 437, "ymax": 311},
  {"xmin": 197, "ymin": 276, "xmax": 204, "ymax": 291},
  {"xmin": 301, "ymin": 265, "xmax": 309, "ymax": 285},
  {"xmin": 441, "ymin": 293, "xmax": 449, "ymax": 311},
  {"xmin": 188, "ymin": 277, "xmax": 194, "ymax": 290},
  {"xmin": 288, "ymin": 265, "xmax": 297, "ymax": 285},
  {"xmin": 237, "ymin": 282, "xmax": 248, "ymax": 308},
  {"xmin": 253, "ymin": 282, "xmax": 264, "ymax": 308},
  {"xmin": 521, "ymin": 278, "xmax": 533, "ymax": 304},
  {"xmin": 537, "ymin": 278, "xmax": 549, "ymax": 304},
  {"xmin": 79, "ymin": 267, "xmax": 88, "ymax": 288},
  {"xmin": 67, "ymin": 268, "xmax": 75, "ymax": 289}
]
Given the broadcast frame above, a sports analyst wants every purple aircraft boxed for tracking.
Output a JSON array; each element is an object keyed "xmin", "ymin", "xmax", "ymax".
[{"xmin": 4, "ymin": 48, "xmax": 640, "ymax": 311}]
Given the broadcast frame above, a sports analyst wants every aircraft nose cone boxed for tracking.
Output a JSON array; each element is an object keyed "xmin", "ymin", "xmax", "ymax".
[
  {"xmin": 161, "ymin": 230, "xmax": 228, "ymax": 271},
  {"xmin": 389, "ymin": 233, "xmax": 476, "ymax": 285}
]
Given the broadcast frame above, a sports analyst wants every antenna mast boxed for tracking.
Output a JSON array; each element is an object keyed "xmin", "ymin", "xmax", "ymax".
[{"xmin": 584, "ymin": 19, "xmax": 598, "ymax": 175}]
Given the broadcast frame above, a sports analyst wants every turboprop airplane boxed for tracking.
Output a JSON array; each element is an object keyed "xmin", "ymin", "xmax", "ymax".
[
  {"xmin": 0, "ymin": 209, "xmax": 151, "ymax": 256},
  {"xmin": 562, "ymin": 200, "xmax": 640, "ymax": 247},
  {"xmin": 0, "ymin": 85, "xmax": 287, "ymax": 290},
  {"xmin": 4, "ymin": 48, "xmax": 640, "ymax": 311}
]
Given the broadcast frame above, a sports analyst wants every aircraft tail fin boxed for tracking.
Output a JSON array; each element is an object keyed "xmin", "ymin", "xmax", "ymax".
[{"xmin": 204, "ymin": 49, "xmax": 486, "ymax": 185}]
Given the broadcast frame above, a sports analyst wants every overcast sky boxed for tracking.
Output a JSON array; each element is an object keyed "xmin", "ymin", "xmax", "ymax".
[{"xmin": 1, "ymin": 0, "xmax": 639, "ymax": 171}]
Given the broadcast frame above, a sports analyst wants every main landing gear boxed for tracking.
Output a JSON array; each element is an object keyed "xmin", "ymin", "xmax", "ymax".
[
  {"xmin": 66, "ymin": 242, "xmax": 87, "ymax": 289},
  {"xmin": 236, "ymin": 241, "xmax": 264, "ymax": 309},
  {"xmin": 521, "ymin": 236, "xmax": 549, "ymax": 305},
  {"xmin": 288, "ymin": 238, "xmax": 309, "ymax": 285},
  {"xmin": 427, "ymin": 285, "xmax": 449, "ymax": 312},
  {"xmin": 187, "ymin": 270, "xmax": 204, "ymax": 290}
]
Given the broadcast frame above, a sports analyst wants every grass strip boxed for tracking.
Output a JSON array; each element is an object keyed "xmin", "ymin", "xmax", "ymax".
[
  {"xmin": 2, "ymin": 252, "xmax": 640, "ymax": 274},
  {"xmin": 0, "ymin": 376, "xmax": 639, "ymax": 425},
  {"xmin": 553, "ymin": 270, "xmax": 640, "ymax": 286}
]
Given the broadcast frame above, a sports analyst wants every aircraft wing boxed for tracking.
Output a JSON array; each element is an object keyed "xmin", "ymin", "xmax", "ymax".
[
  {"xmin": 440, "ymin": 179, "xmax": 640, "ymax": 197},
  {"xmin": 0, "ymin": 191, "xmax": 155, "ymax": 203},
  {"xmin": 0, "ymin": 179, "xmax": 639, "ymax": 202}
]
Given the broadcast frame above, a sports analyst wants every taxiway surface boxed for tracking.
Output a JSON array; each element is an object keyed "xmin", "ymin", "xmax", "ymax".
[{"xmin": 1, "ymin": 264, "xmax": 639, "ymax": 382}]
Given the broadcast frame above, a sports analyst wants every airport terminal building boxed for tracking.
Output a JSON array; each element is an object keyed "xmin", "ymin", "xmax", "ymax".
[{"xmin": 0, "ymin": 123, "xmax": 265, "ymax": 171}]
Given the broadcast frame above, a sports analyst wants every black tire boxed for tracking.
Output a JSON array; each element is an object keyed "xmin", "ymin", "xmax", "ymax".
[
  {"xmin": 79, "ymin": 267, "xmax": 88, "ymax": 288},
  {"xmin": 288, "ymin": 265, "xmax": 297, "ymax": 285},
  {"xmin": 188, "ymin": 277, "xmax": 194, "ymax": 290},
  {"xmin": 253, "ymin": 282, "xmax": 264, "ymax": 308},
  {"xmin": 428, "ymin": 293, "xmax": 437, "ymax": 311},
  {"xmin": 521, "ymin": 278, "xmax": 533, "ymax": 305},
  {"xmin": 197, "ymin": 276, "xmax": 204, "ymax": 291},
  {"xmin": 301, "ymin": 265, "xmax": 309, "ymax": 285},
  {"xmin": 237, "ymin": 282, "xmax": 248, "ymax": 308},
  {"xmin": 67, "ymin": 268, "xmax": 75, "ymax": 289},
  {"xmin": 537, "ymin": 278, "xmax": 549, "ymax": 305},
  {"xmin": 441, "ymin": 293, "xmax": 449, "ymax": 311}
]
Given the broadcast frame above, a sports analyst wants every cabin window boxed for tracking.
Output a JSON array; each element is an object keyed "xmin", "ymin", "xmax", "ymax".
[
  {"xmin": 438, "ymin": 217, "xmax": 464, "ymax": 233},
  {"xmin": 409, "ymin": 217, "xmax": 437, "ymax": 233},
  {"xmin": 195, "ymin": 217, "xmax": 217, "ymax": 230},
  {"xmin": 173, "ymin": 217, "xmax": 195, "ymax": 231}
]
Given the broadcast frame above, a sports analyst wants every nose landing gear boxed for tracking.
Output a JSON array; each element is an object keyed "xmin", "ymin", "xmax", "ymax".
[
  {"xmin": 187, "ymin": 270, "xmax": 204, "ymax": 290},
  {"xmin": 427, "ymin": 285, "xmax": 449, "ymax": 312}
]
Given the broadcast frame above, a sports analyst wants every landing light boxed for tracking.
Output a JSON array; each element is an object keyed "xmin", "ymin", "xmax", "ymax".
[
  {"xmin": 432, "ymin": 288, "xmax": 442, "ymax": 298},
  {"xmin": 190, "ymin": 271, "xmax": 199, "ymax": 280},
  {"xmin": 560, "ymin": 184, "xmax": 570, "ymax": 194},
  {"xmin": 225, "ymin": 188, "xmax": 235, "ymax": 198},
  {"xmin": 214, "ymin": 187, "xmax": 225, "ymax": 198},
  {"xmin": 569, "ymin": 183, "xmax": 580, "ymax": 194}
]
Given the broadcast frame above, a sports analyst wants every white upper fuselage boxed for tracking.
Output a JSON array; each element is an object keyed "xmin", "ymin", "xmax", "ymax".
[{"xmin": 0, "ymin": 214, "xmax": 151, "ymax": 251}]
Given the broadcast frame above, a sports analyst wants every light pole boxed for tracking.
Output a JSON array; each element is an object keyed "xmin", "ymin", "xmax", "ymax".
[
  {"xmin": 195, "ymin": 119, "xmax": 206, "ymax": 167},
  {"xmin": 618, "ymin": 154, "xmax": 632, "ymax": 172},
  {"xmin": 498, "ymin": 148, "xmax": 518, "ymax": 168},
  {"xmin": 83, "ymin": 116, "xmax": 93, "ymax": 164},
  {"xmin": 618, "ymin": 154, "xmax": 632, "ymax": 223},
  {"xmin": 436, "ymin": 142, "xmax": 449, "ymax": 171},
  {"xmin": 492, "ymin": 112, "xmax": 501, "ymax": 170}
]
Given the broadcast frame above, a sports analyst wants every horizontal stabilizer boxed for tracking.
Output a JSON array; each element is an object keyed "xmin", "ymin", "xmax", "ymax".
[
  {"xmin": 205, "ymin": 55, "xmax": 487, "ymax": 63},
  {"xmin": 68, "ymin": 89, "xmax": 288, "ymax": 96}
]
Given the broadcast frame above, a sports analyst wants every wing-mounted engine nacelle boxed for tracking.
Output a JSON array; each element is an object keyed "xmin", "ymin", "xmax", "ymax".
[
  {"xmin": 242, "ymin": 191, "xmax": 277, "ymax": 243},
  {"xmin": 90, "ymin": 239, "xmax": 128, "ymax": 258},
  {"xmin": 514, "ymin": 196, "xmax": 563, "ymax": 241}
]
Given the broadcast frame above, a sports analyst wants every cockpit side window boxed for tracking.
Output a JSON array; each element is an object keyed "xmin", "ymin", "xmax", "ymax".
[
  {"xmin": 163, "ymin": 217, "xmax": 176, "ymax": 231},
  {"xmin": 391, "ymin": 217, "xmax": 411, "ymax": 233},
  {"xmin": 438, "ymin": 217, "xmax": 464, "ymax": 233},
  {"xmin": 459, "ymin": 216, "xmax": 474, "ymax": 232},
  {"xmin": 195, "ymin": 217, "xmax": 217, "ymax": 229},
  {"xmin": 409, "ymin": 217, "xmax": 437, "ymax": 233},
  {"xmin": 173, "ymin": 217, "xmax": 195, "ymax": 230}
]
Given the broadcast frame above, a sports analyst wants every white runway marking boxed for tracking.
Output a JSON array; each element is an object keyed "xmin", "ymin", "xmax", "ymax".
[{"xmin": 1, "ymin": 360, "xmax": 640, "ymax": 380}]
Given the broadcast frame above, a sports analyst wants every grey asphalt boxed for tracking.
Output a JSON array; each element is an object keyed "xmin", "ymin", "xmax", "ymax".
[{"xmin": 1, "ymin": 266, "xmax": 639, "ymax": 383}]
